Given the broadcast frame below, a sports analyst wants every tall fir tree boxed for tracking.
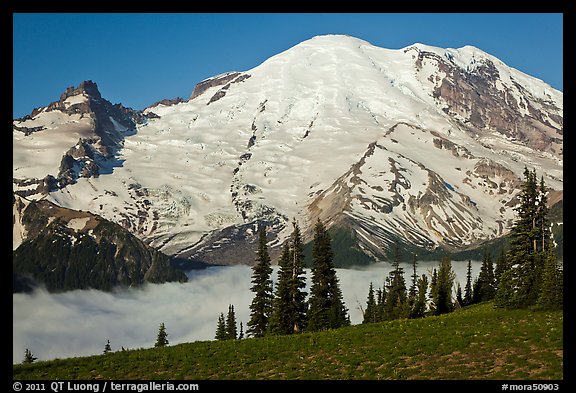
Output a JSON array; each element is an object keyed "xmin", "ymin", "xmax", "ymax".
[
  {"xmin": 247, "ymin": 226, "xmax": 274, "ymax": 338},
  {"xmin": 434, "ymin": 256, "xmax": 455, "ymax": 315},
  {"xmin": 473, "ymin": 248, "xmax": 496, "ymax": 303},
  {"xmin": 155, "ymin": 323, "xmax": 169, "ymax": 347},
  {"xmin": 495, "ymin": 168, "xmax": 553, "ymax": 308},
  {"xmin": 225, "ymin": 304, "xmax": 238, "ymax": 340},
  {"xmin": 268, "ymin": 242, "xmax": 294, "ymax": 335},
  {"xmin": 410, "ymin": 274, "xmax": 428, "ymax": 318},
  {"xmin": 238, "ymin": 322, "xmax": 244, "ymax": 340},
  {"xmin": 494, "ymin": 247, "xmax": 507, "ymax": 289},
  {"xmin": 536, "ymin": 244, "xmax": 563, "ymax": 310},
  {"xmin": 215, "ymin": 312, "xmax": 227, "ymax": 340},
  {"xmin": 362, "ymin": 282, "xmax": 377, "ymax": 324},
  {"xmin": 307, "ymin": 219, "xmax": 349, "ymax": 331},
  {"xmin": 288, "ymin": 220, "xmax": 308, "ymax": 333},
  {"xmin": 384, "ymin": 243, "xmax": 407, "ymax": 320},
  {"xmin": 463, "ymin": 260, "xmax": 473, "ymax": 306},
  {"xmin": 268, "ymin": 220, "xmax": 308, "ymax": 335},
  {"xmin": 429, "ymin": 268, "xmax": 438, "ymax": 313}
]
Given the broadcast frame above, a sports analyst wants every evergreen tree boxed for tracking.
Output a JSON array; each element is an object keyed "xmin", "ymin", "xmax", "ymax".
[
  {"xmin": 247, "ymin": 226, "xmax": 274, "ymax": 338},
  {"xmin": 474, "ymin": 248, "xmax": 496, "ymax": 303},
  {"xmin": 463, "ymin": 260, "xmax": 473, "ymax": 306},
  {"xmin": 23, "ymin": 349, "xmax": 37, "ymax": 364},
  {"xmin": 429, "ymin": 268, "xmax": 438, "ymax": 313},
  {"xmin": 536, "ymin": 245, "xmax": 563, "ymax": 310},
  {"xmin": 362, "ymin": 282, "xmax": 377, "ymax": 324},
  {"xmin": 410, "ymin": 274, "xmax": 428, "ymax": 318},
  {"xmin": 495, "ymin": 168, "xmax": 553, "ymax": 308},
  {"xmin": 103, "ymin": 339, "xmax": 112, "ymax": 354},
  {"xmin": 268, "ymin": 243, "xmax": 294, "ymax": 335},
  {"xmin": 155, "ymin": 323, "xmax": 169, "ymax": 347},
  {"xmin": 384, "ymin": 244, "xmax": 407, "ymax": 320},
  {"xmin": 268, "ymin": 220, "xmax": 308, "ymax": 335},
  {"xmin": 456, "ymin": 282, "xmax": 463, "ymax": 308},
  {"xmin": 215, "ymin": 312, "xmax": 227, "ymax": 340},
  {"xmin": 494, "ymin": 247, "xmax": 507, "ymax": 289},
  {"xmin": 407, "ymin": 254, "xmax": 418, "ymax": 313},
  {"xmin": 307, "ymin": 219, "xmax": 349, "ymax": 331},
  {"xmin": 238, "ymin": 322, "xmax": 244, "ymax": 340},
  {"xmin": 435, "ymin": 256, "xmax": 455, "ymax": 315},
  {"xmin": 226, "ymin": 304, "xmax": 238, "ymax": 340},
  {"xmin": 287, "ymin": 220, "xmax": 308, "ymax": 333}
]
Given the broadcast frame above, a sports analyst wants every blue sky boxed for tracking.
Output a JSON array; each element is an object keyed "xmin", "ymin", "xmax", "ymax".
[{"xmin": 12, "ymin": 13, "xmax": 563, "ymax": 118}]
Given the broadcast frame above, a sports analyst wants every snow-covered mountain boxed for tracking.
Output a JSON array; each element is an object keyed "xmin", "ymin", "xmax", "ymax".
[{"xmin": 13, "ymin": 35, "xmax": 563, "ymax": 265}]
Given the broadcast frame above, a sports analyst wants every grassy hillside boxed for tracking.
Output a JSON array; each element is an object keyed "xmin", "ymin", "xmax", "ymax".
[{"xmin": 13, "ymin": 302, "xmax": 563, "ymax": 380}]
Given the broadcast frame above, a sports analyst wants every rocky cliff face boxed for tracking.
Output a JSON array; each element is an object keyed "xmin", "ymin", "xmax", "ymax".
[
  {"xmin": 13, "ymin": 194, "xmax": 188, "ymax": 293},
  {"xmin": 13, "ymin": 81, "xmax": 150, "ymax": 196}
]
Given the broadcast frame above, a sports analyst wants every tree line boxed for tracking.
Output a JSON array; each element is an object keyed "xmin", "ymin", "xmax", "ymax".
[
  {"xmin": 216, "ymin": 218, "xmax": 350, "ymax": 340},
  {"xmin": 360, "ymin": 166, "xmax": 562, "ymax": 326}
]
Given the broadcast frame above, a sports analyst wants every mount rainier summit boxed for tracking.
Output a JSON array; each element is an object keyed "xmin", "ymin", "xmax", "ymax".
[{"xmin": 13, "ymin": 35, "xmax": 563, "ymax": 270}]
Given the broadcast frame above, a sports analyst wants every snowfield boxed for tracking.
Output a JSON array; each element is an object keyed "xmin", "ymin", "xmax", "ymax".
[{"xmin": 13, "ymin": 35, "xmax": 563, "ymax": 261}]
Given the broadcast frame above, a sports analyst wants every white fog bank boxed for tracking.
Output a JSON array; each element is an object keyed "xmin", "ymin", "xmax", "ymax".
[{"xmin": 13, "ymin": 261, "xmax": 480, "ymax": 364}]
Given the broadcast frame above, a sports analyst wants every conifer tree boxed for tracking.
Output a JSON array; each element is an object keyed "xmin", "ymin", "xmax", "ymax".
[
  {"xmin": 362, "ymin": 282, "xmax": 377, "ymax": 324},
  {"xmin": 463, "ymin": 260, "xmax": 473, "ymax": 306},
  {"xmin": 215, "ymin": 312, "xmax": 227, "ymax": 340},
  {"xmin": 23, "ymin": 348, "xmax": 37, "ymax": 364},
  {"xmin": 226, "ymin": 304, "xmax": 238, "ymax": 340},
  {"xmin": 103, "ymin": 339, "xmax": 112, "ymax": 354},
  {"xmin": 288, "ymin": 220, "xmax": 308, "ymax": 333},
  {"xmin": 494, "ymin": 247, "xmax": 507, "ymax": 289},
  {"xmin": 238, "ymin": 322, "xmax": 244, "ymax": 340},
  {"xmin": 411, "ymin": 274, "xmax": 428, "ymax": 318},
  {"xmin": 407, "ymin": 254, "xmax": 418, "ymax": 313},
  {"xmin": 308, "ymin": 219, "xmax": 349, "ymax": 331},
  {"xmin": 155, "ymin": 323, "xmax": 169, "ymax": 347},
  {"xmin": 247, "ymin": 226, "xmax": 274, "ymax": 338},
  {"xmin": 456, "ymin": 282, "xmax": 463, "ymax": 308},
  {"xmin": 473, "ymin": 248, "xmax": 496, "ymax": 303},
  {"xmin": 536, "ymin": 245, "xmax": 563, "ymax": 310},
  {"xmin": 429, "ymin": 268, "xmax": 438, "ymax": 313},
  {"xmin": 434, "ymin": 256, "xmax": 455, "ymax": 315},
  {"xmin": 268, "ymin": 220, "xmax": 308, "ymax": 335},
  {"xmin": 384, "ymin": 244, "xmax": 407, "ymax": 320},
  {"xmin": 495, "ymin": 168, "xmax": 553, "ymax": 308},
  {"xmin": 268, "ymin": 243, "xmax": 293, "ymax": 335}
]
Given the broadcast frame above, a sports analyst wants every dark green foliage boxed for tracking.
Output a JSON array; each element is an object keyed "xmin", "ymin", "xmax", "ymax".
[
  {"xmin": 463, "ymin": 260, "xmax": 473, "ymax": 306},
  {"xmin": 247, "ymin": 227, "xmax": 274, "ymax": 338},
  {"xmin": 215, "ymin": 313, "xmax": 227, "ymax": 340},
  {"xmin": 411, "ymin": 274, "xmax": 429, "ymax": 318},
  {"xmin": 155, "ymin": 323, "xmax": 169, "ymax": 348},
  {"xmin": 362, "ymin": 282, "xmax": 377, "ymax": 324},
  {"xmin": 238, "ymin": 322, "xmax": 244, "ymax": 340},
  {"xmin": 495, "ymin": 168, "xmax": 559, "ymax": 310},
  {"xmin": 307, "ymin": 219, "xmax": 350, "ymax": 331},
  {"xmin": 433, "ymin": 256, "xmax": 455, "ymax": 315},
  {"xmin": 23, "ymin": 349, "xmax": 37, "ymax": 364},
  {"xmin": 384, "ymin": 244, "xmax": 408, "ymax": 320},
  {"xmin": 473, "ymin": 248, "xmax": 496, "ymax": 303},
  {"xmin": 494, "ymin": 248, "xmax": 507, "ymax": 288},
  {"xmin": 536, "ymin": 247, "xmax": 563, "ymax": 310},
  {"xmin": 456, "ymin": 282, "xmax": 463, "ymax": 308},
  {"xmin": 226, "ymin": 305, "xmax": 238, "ymax": 340},
  {"xmin": 103, "ymin": 340, "xmax": 112, "ymax": 355},
  {"xmin": 268, "ymin": 221, "xmax": 308, "ymax": 335},
  {"xmin": 13, "ymin": 215, "xmax": 187, "ymax": 293}
]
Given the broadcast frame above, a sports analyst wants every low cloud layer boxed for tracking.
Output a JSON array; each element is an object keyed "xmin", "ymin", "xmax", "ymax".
[{"xmin": 13, "ymin": 261, "xmax": 481, "ymax": 364}]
